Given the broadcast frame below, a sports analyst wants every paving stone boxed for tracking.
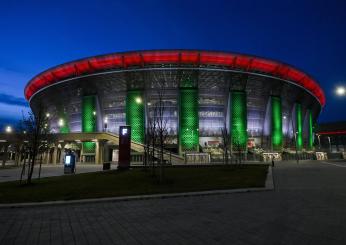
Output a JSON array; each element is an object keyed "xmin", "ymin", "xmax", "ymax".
[{"xmin": 1, "ymin": 161, "xmax": 346, "ymax": 244}]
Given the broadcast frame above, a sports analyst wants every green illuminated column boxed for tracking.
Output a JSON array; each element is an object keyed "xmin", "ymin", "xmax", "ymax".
[
  {"xmin": 271, "ymin": 96, "xmax": 282, "ymax": 151},
  {"xmin": 82, "ymin": 95, "xmax": 97, "ymax": 153},
  {"xmin": 296, "ymin": 103, "xmax": 303, "ymax": 151},
  {"xmin": 126, "ymin": 90, "xmax": 145, "ymax": 143},
  {"xmin": 179, "ymin": 87, "xmax": 199, "ymax": 152},
  {"xmin": 308, "ymin": 109, "xmax": 313, "ymax": 150},
  {"xmin": 231, "ymin": 91, "xmax": 247, "ymax": 150},
  {"xmin": 59, "ymin": 111, "xmax": 70, "ymax": 133}
]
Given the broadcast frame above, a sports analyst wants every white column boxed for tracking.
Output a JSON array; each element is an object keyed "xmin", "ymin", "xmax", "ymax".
[{"xmin": 95, "ymin": 140, "xmax": 105, "ymax": 164}]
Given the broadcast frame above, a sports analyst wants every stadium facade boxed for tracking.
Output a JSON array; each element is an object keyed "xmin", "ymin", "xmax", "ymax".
[{"xmin": 24, "ymin": 50, "xmax": 325, "ymax": 161}]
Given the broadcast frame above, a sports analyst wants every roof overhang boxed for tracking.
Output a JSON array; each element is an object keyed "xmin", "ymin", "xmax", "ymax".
[{"xmin": 24, "ymin": 50, "xmax": 325, "ymax": 106}]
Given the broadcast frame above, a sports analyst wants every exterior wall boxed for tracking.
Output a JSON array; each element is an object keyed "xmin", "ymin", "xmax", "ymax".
[{"xmin": 29, "ymin": 69, "xmax": 322, "ymax": 152}]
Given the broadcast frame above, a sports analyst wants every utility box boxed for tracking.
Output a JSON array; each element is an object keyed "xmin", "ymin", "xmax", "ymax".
[
  {"xmin": 64, "ymin": 153, "xmax": 76, "ymax": 174},
  {"xmin": 118, "ymin": 125, "xmax": 131, "ymax": 169}
]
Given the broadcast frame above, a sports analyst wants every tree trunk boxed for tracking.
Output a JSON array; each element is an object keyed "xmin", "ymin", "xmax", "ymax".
[
  {"xmin": 38, "ymin": 154, "xmax": 43, "ymax": 179},
  {"xmin": 27, "ymin": 149, "xmax": 36, "ymax": 184},
  {"xmin": 20, "ymin": 157, "xmax": 26, "ymax": 184},
  {"xmin": 159, "ymin": 135, "xmax": 164, "ymax": 183}
]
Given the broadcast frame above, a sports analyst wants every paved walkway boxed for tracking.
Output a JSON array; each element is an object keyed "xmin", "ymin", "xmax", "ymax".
[
  {"xmin": 1, "ymin": 160, "xmax": 346, "ymax": 244},
  {"xmin": 0, "ymin": 164, "xmax": 109, "ymax": 183}
]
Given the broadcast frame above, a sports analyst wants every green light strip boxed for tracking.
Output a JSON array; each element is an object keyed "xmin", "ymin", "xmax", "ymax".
[
  {"xmin": 179, "ymin": 87, "xmax": 199, "ymax": 151},
  {"xmin": 82, "ymin": 95, "xmax": 97, "ymax": 153},
  {"xmin": 308, "ymin": 109, "xmax": 313, "ymax": 150},
  {"xmin": 231, "ymin": 91, "xmax": 247, "ymax": 150},
  {"xmin": 126, "ymin": 90, "xmax": 145, "ymax": 143},
  {"xmin": 296, "ymin": 103, "xmax": 303, "ymax": 151},
  {"xmin": 271, "ymin": 96, "xmax": 282, "ymax": 151}
]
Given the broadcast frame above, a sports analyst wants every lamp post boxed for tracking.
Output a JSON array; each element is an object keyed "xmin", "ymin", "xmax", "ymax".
[
  {"xmin": 316, "ymin": 134, "xmax": 321, "ymax": 150},
  {"xmin": 327, "ymin": 136, "xmax": 331, "ymax": 152},
  {"xmin": 294, "ymin": 131, "xmax": 299, "ymax": 164},
  {"xmin": 104, "ymin": 117, "xmax": 108, "ymax": 132}
]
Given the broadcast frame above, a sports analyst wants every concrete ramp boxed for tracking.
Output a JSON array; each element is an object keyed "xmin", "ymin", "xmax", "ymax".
[{"xmin": 53, "ymin": 132, "xmax": 185, "ymax": 164}]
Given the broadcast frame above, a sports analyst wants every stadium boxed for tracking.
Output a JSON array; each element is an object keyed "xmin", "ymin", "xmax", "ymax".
[{"xmin": 24, "ymin": 50, "xmax": 325, "ymax": 163}]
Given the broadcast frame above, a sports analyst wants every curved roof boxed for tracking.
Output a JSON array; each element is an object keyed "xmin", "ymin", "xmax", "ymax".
[{"xmin": 24, "ymin": 50, "xmax": 325, "ymax": 106}]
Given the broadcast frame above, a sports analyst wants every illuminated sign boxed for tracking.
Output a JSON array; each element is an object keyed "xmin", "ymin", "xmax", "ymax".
[
  {"xmin": 118, "ymin": 125, "xmax": 131, "ymax": 169},
  {"xmin": 122, "ymin": 128, "xmax": 128, "ymax": 136},
  {"xmin": 65, "ymin": 155, "xmax": 71, "ymax": 165}
]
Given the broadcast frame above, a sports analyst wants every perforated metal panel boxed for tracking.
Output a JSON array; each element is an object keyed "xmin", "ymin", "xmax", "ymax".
[
  {"xmin": 296, "ymin": 103, "xmax": 303, "ymax": 150},
  {"xmin": 231, "ymin": 91, "xmax": 247, "ymax": 149},
  {"xmin": 82, "ymin": 95, "xmax": 97, "ymax": 153},
  {"xmin": 271, "ymin": 96, "xmax": 282, "ymax": 150},
  {"xmin": 126, "ymin": 90, "xmax": 145, "ymax": 143},
  {"xmin": 82, "ymin": 96, "xmax": 97, "ymax": 132},
  {"xmin": 179, "ymin": 87, "xmax": 199, "ymax": 151},
  {"xmin": 308, "ymin": 109, "xmax": 313, "ymax": 149},
  {"xmin": 59, "ymin": 111, "xmax": 70, "ymax": 133}
]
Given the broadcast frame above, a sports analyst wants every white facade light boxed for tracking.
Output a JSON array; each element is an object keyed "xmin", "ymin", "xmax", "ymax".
[
  {"xmin": 135, "ymin": 97, "xmax": 142, "ymax": 104},
  {"xmin": 58, "ymin": 118, "xmax": 64, "ymax": 127}
]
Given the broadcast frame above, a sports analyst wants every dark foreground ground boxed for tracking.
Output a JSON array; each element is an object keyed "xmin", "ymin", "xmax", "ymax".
[
  {"xmin": 0, "ymin": 165, "xmax": 267, "ymax": 203},
  {"xmin": 1, "ymin": 160, "xmax": 346, "ymax": 245}
]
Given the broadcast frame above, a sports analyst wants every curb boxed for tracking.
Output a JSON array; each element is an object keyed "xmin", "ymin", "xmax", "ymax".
[{"xmin": 0, "ymin": 166, "xmax": 274, "ymax": 209}]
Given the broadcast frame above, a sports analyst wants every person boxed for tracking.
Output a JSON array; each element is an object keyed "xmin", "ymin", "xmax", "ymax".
[{"xmin": 271, "ymin": 156, "xmax": 275, "ymax": 167}]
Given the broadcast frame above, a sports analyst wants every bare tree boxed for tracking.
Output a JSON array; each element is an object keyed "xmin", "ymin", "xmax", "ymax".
[
  {"xmin": 146, "ymin": 80, "xmax": 169, "ymax": 182},
  {"xmin": 154, "ymin": 80, "xmax": 169, "ymax": 183},
  {"xmin": 221, "ymin": 123, "xmax": 231, "ymax": 165},
  {"xmin": 146, "ymin": 112, "xmax": 157, "ymax": 176},
  {"xmin": 232, "ymin": 135, "xmax": 244, "ymax": 165},
  {"xmin": 20, "ymin": 104, "xmax": 50, "ymax": 184}
]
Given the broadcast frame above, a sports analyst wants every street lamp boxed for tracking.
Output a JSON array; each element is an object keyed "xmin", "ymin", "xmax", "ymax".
[
  {"xmin": 336, "ymin": 86, "xmax": 346, "ymax": 96},
  {"xmin": 46, "ymin": 113, "xmax": 50, "ymax": 118},
  {"xmin": 5, "ymin": 126, "xmax": 12, "ymax": 133}
]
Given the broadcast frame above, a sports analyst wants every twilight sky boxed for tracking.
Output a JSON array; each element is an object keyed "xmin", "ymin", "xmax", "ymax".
[{"xmin": 0, "ymin": 0, "xmax": 346, "ymax": 129}]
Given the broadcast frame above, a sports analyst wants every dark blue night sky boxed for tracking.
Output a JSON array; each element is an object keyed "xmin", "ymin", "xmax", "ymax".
[{"xmin": 1, "ymin": 0, "xmax": 346, "ymax": 129}]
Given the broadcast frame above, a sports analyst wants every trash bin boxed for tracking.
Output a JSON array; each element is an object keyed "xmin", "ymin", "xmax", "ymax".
[{"xmin": 103, "ymin": 162, "xmax": 111, "ymax": 170}]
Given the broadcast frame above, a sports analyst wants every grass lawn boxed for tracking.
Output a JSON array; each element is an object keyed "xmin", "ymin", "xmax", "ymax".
[{"xmin": 0, "ymin": 165, "xmax": 268, "ymax": 203}]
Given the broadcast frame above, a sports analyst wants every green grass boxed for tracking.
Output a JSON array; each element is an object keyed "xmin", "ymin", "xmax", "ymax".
[{"xmin": 0, "ymin": 165, "xmax": 268, "ymax": 203}]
